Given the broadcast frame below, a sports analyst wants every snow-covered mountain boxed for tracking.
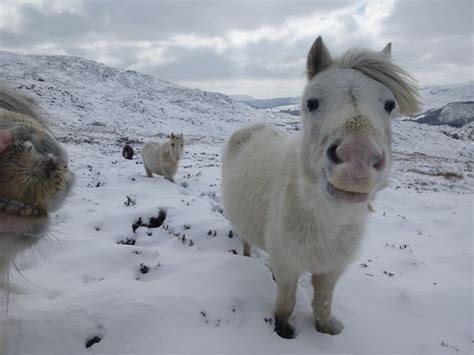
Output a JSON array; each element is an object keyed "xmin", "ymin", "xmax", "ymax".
[
  {"xmin": 231, "ymin": 95, "xmax": 299, "ymax": 109},
  {"xmin": 0, "ymin": 52, "xmax": 472, "ymax": 355},
  {"xmin": 419, "ymin": 81, "xmax": 474, "ymax": 110},
  {"xmin": 0, "ymin": 51, "xmax": 282, "ymax": 144},
  {"xmin": 413, "ymin": 101, "xmax": 474, "ymax": 127}
]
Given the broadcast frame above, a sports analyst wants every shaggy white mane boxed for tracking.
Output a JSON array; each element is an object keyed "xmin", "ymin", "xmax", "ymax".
[{"xmin": 335, "ymin": 48, "xmax": 421, "ymax": 115}]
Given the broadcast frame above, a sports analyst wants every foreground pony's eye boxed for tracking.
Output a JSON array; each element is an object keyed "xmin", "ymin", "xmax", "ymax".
[
  {"xmin": 384, "ymin": 100, "xmax": 396, "ymax": 113},
  {"xmin": 306, "ymin": 98, "xmax": 319, "ymax": 112}
]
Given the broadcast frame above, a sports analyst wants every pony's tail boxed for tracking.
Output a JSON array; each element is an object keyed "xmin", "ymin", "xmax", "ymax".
[{"xmin": 223, "ymin": 123, "xmax": 267, "ymax": 161}]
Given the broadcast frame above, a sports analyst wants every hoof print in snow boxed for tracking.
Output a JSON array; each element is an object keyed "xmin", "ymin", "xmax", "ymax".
[
  {"xmin": 228, "ymin": 249, "xmax": 238, "ymax": 255},
  {"xmin": 132, "ymin": 217, "xmax": 143, "ymax": 233},
  {"xmin": 383, "ymin": 271, "xmax": 395, "ymax": 277},
  {"xmin": 132, "ymin": 210, "xmax": 167, "ymax": 233},
  {"xmin": 207, "ymin": 229, "xmax": 217, "ymax": 237},
  {"xmin": 180, "ymin": 182, "xmax": 189, "ymax": 188},
  {"xmin": 264, "ymin": 317, "xmax": 274, "ymax": 325},
  {"xmin": 148, "ymin": 210, "xmax": 167, "ymax": 228},
  {"xmin": 200, "ymin": 311, "xmax": 209, "ymax": 324},
  {"xmin": 124, "ymin": 195, "xmax": 136, "ymax": 206},
  {"xmin": 440, "ymin": 341, "xmax": 459, "ymax": 352},
  {"xmin": 118, "ymin": 238, "xmax": 136, "ymax": 246},
  {"xmin": 227, "ymin": 230, "xmax": 234, "ymax": 239},
  {"xmin": 178, "ymin": 233, "xmax": 194, "ymax": 247},
  {"xmin": 200, "ymin": 306, "xmax": 238, "ymax": 327},
  {"xmin": 139, "ymin": 263, "xmax": 150, "ymax": 274},
  {"xmin": 85, "ymin": 335, "xmax": 102, "ymax": 349}
]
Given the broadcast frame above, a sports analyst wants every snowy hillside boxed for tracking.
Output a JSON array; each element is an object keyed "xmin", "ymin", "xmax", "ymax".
[
  {"xmin": 0, "ymin": 53, "xmax": 472, "ymax": 355},
  {"xmin": 0, "ymin": 51, "xmax": 281, "ymax": 144}
]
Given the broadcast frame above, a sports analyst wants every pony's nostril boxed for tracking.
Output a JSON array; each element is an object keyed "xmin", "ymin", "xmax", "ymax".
[
  {"xmin": 372, "ymin": 153, "xmax": 385, "ymax": 171},
  {"xmin": 326, "ymin": 144, "xmax": 342, "ymax": 164},
  {"xmin": 44, "ymin": 158, "xmax": 58, "ymax": 177}
]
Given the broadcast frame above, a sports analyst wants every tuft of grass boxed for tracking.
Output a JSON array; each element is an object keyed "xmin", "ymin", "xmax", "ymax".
[{"xmin": 85, "ymin": 336, "xmax": 102, "ymax": 349}]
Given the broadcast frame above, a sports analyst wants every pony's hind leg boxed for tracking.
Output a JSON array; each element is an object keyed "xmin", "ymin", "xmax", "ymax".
[
  {"xmin": 311, "ymin": 270, "xmax": 344, "ymax": 335},
  {"xmin": 243, "ymin": 240, "xmax": 251, "ymax": 257},
  {"xmin": 144, "ymin": 164, "xmax": 153, "ymax": 177}
]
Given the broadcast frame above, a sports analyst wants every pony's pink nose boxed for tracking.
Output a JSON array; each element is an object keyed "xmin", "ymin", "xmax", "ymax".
[
  {"xmin": 0, "ymin": 130, "xmax": 12, "ymax": 154},
  {"xmin": 327, "ymin": 137, "xmax": 385, "ymax": 171}
]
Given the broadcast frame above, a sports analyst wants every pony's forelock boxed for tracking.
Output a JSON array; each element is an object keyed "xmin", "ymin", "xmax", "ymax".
[
  {"xmin": 0, "ymin": 85, "xmax": 47, "ymax": 125},
  {"xmin": 335, "ymin": 48, "xmax": 421, "ymax": 115}
]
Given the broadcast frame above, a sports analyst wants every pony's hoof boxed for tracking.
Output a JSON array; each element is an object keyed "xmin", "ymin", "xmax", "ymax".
[
  {"xmin": 315, "ymin": 316, "xmax": 344, "ymax": 335},
  {"xmin": 274, "ymin": 316, "xmax": 295, "ymax": 339}
]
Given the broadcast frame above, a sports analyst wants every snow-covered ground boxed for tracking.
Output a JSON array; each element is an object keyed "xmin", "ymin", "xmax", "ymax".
[{"xmin": 1, "ymin": 52, "xmax": 473, "ymax": 355}]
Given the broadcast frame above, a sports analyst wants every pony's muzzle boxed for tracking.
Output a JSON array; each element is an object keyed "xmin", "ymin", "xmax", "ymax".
[
  {"xmin": 327, "ymin": 137, "xmax": 385, "ymax": 172},
  {"xmin": 326, "ymin": 136, "xmax": 385, "ymax": 195},
  {"xmin": 0, "ymin": 130, "xmax": 12, "ymax": 152}
]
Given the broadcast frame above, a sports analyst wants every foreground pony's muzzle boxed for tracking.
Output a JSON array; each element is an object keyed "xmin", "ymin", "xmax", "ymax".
[
  {"xmin": 325, "ymin": 135, "xmax": 385, "ymax": 203},
  {"xmin": 0, "ymin": 130, "xmax": 12, "ymax": 151},
  {"xmin": 0, "ymin": 91, "xmax": 74, "ymax": 262}
]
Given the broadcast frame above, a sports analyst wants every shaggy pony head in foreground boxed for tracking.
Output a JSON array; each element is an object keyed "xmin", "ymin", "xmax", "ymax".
[
  {"xmin": 0, "ymin": 86, "xmax": 74, "ymax": 276},
  {"xmin": 301, "ymin": 37, "xmax": 420, "ymax": 203}
]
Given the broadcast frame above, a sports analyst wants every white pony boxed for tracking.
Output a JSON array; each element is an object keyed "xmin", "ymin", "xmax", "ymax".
[
  {"xmin": 221, "ymin": 37, "xmax": 419, "ymax": 339},
  {"xmin": 141, "ymin": 133, "xmax": 185, "ymax": 183}
]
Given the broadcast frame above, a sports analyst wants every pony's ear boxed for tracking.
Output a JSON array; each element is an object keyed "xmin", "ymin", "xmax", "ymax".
[
  {"xmin": 381, "ymin": 43, "xmax": 392, "ymax": 58},
  {"xmin": 306, "ymin": 36, "xmax": 333, "ymax": 80}
]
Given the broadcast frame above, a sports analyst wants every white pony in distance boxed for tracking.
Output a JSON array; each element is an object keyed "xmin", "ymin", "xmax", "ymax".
[
  {"xmin": 141, "ymin": 133, "xmax": 185, "ymax": 183},
  {"xmin": 221, "ymin": 36, "xmax": 419, "ymax": 339}
]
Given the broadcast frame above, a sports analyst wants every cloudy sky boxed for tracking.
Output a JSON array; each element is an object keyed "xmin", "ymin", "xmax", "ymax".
[{"xmin": 0, "ymin": 0, "xmax": 472, "ymax": 98}]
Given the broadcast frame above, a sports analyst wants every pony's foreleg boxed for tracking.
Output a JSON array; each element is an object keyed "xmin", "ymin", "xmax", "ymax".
[
  {"xmin": 164, "ymin": 175, "xmax": 175, "ymax": 183},
  {"xmin": 273, "ymin": 270, "xmax": 298, "ymax": 339},
  {"xmin": 242, "ymin": 240, "xmax": 251, "ymax": 257},
  {"xmin": 311, "ymin": 270, "xmax": 344, "ymax": 335},
  {"xmin": 144, "ymin": 164, "xmax": 153, "ymax": 177}
]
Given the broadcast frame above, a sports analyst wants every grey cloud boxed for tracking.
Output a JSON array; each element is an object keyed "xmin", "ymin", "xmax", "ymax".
[
  {"xmin": 142, "ymin": 47, "xmax": 237, "ymax": 81},
  {"xmin": 136, "ymin": 37, "xmax": 316, "ymax": 82},
  {"xmin": 383, "ymin": 0, "xmax": 473, "ymax": 39},
  {"xmin": 4, "ymin": 0, "xmax": 356, "ymax": 47},
  {"xmin": 0, "ymin": 0, "xmax": 471, "ymax": 97}
]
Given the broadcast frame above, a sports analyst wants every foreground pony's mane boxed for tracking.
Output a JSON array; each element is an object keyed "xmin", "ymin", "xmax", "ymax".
[
  {"xmin": 0, "ymin": 85, "xmax": 46, "ymax": 124},
  {"xmin": 335, "ymin": 48, "xmax": 421, "ymax": 115}
]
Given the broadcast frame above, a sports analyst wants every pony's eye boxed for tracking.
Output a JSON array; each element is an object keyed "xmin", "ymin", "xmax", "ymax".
[
  {"xmin": 306, "ymin": 98, "xmax": 319, "ymax": 112},
  {"xmin": 181, "ymin": 145, "xmax": 183, "ymax": 147},
  {"xmin": 384, "ymin": 100, "xmax": 396, "ymax": 113},
  {"xmin": 171, "ymin": 144, "xmax": 175, "ymax": 147}
]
